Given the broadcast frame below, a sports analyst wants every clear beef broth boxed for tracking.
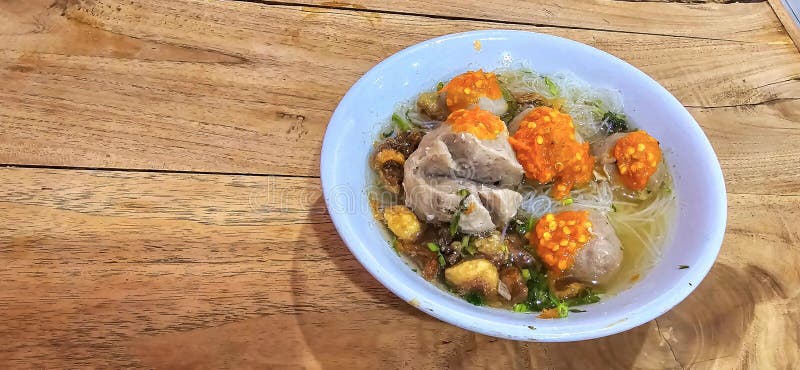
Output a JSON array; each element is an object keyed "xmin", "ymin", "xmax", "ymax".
[{"xmin": 370, "ymin": 68, "xmax": 676, "ymax": 316}]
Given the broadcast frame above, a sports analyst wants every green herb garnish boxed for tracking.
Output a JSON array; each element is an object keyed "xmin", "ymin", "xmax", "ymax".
[
  {"xmin": 678, "ymin": 265, "xmax": 690, "ymax": 269},
  {"xmin": 391, "ymin": 112, "xmax": 412, "ymax": 132},
  {"xmin": 516, "ymin": 216, "xmax": 536, "ymax": 235},
  {"xmin": 465, "ymin": 244, "xmax": 477, "ymax": 255},
  {"xmin": 464, "ymin": 292, "xmax": 485, "ymax": 306},
  {"xmin": 556, "ymin": 302, "xmax": 569, "ymax": 318},
  {"xmin": 611, "ymin": 204, "xmax": 617, "ymax": 212},
  {"xmin": 564, "ymin": 289, "xmax": 601, "ymax": 306},
  {"xmin": 569, "ymin": 308, "xmax": 587, "ymax": 313},
  {"xmin": 382, "ymin": 129, "xmax": 394, "ymax": 138},
  {"xmin": 525, "ymin": 268, "xmax": 557, "ymax": 311},
  {"xmin": 602, "ymin": 111, "xmax": 628, "ymax": 134},
  {"xmin": 562, "ymin": 198, "xmax": 574, "ymax": 206},
  {"xmin": 544, "ymin": 76, "xmax": 559, "ymax": 96},
  {"xmin": 499, "ymin": 84, "xmax": 518, "ymax": 123},
  {"xmin": 525, "ymin": 269, "xmax": 602, "ymax": 318},
  {"xmin": 521, "ymin": 269, "xmax": 531, "ymax": 281},
  {"xmin": 449, "ymin": 189, "xmax": 472, "ymax": 237},
  {"xmin": 436, "ymin": 81, "xmax": 445, "ymax": 90},
  {"xmin": 426, "ymin": 242, "xmax": 446, "ymax": 266},
  {"xmin": 459, "ymin": 235, "xmax": 473, "ymax": 256},
  {"xmin": 513, "ymin": 303, "xmax": 529, "ymax": 312}
]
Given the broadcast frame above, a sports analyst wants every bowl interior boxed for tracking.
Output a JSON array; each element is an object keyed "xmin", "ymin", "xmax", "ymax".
[{"xmin": 321, "ymin": 30, "xmax": 726, "ymax": 341}]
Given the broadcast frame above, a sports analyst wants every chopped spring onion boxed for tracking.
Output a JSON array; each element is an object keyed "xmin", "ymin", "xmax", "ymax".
[
  {"xmin": 544, "ymin": 76, "xmax": 559, "ymax": 96},
  {"xmin": 436, "ymin": 81, "xmax": 445, "ymax": 90},
  {"xmin": 517, "ymin": 216, "xmax": 536, "ymax": 235},
  {"xmin": 465, "ymin": 244, "xmax": 477, "ymax": 255},
  {"xmin": 449, "ymin": 189, "xmax": 472, "ymax": 237},
  {"xmin": 391, "ymin": 112, "xmax": 412, "ymax": 132},
  {"xmin": 513, "ymin": 303, "xmax": 529, "ymax": 312},
  {"xmin": 382, "ymin": 129, "xmax": 394, "ymax": 138},
  {"xmin": 438, "ymin": 254, "xmax": 446, "ymax": 266},
  {"xmin": 521, "ymin": 269, "xmax": 531, "ymax": 281},
  {"xmin": 678, "ymin": 265, "xmax": 690, "ymax": 269},
  {"xmin": 562, "ymin": 198, "xmax": 574, "ymax": 206},
  {"xmin": 556, "ymin": 302, "xmax": 569, "ymax": 318},
  {"xmin": 426, "ymin": 242, "xmax": 440, "ymax": 252},
  {"xmin": 499, "ymin": 84, "xmax": 518, "ymax": 123}
]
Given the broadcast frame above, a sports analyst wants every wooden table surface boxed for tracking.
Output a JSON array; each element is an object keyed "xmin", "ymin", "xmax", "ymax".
[{"xmin": 2, "ymin": 0, "xmax": 799, "ymax": 368}]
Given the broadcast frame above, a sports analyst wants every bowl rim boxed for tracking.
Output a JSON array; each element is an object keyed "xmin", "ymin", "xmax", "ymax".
[{"xmin": 320, "ymin": 29, "xmax": 727, "ymax": 341}]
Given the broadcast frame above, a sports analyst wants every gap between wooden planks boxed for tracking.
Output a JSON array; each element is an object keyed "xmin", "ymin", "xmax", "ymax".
[
  {"xmin": 245, "ymin": 0, "xmax": 790, "ymax": 43},
  {"xmin": 0, "ymin": 167, "xmax": 798, "ymax": 368},
  {"xmin": 0, "ymin": 0, "xmax": 799, "ymax": 194}
]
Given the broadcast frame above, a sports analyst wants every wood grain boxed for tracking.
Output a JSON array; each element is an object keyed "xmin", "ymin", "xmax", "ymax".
[
  {"xmin": 276, "ymin": 0, "xmax": 788, "ymax": 42},
  {"xmin": 0, "ymin": 168, "xmax": 797, "ymax": 368},
  {"xmin": 768, "ymin": 0, "xmax": 800, "ymax": 49},
  {"xmin": 1, "ymin": 0, "xmax": 799, "ymax": 189}
]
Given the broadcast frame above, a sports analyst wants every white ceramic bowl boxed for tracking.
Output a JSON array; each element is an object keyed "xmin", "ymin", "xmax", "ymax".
[{"xmin": 321, "ymin": 30, "xmax": 726, "ymax": 341}]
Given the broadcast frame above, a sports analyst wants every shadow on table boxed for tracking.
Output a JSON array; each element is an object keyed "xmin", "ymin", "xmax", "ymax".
[{"xmin": 289, "ymin": 199, "xmax": 773, "ymax": 368}]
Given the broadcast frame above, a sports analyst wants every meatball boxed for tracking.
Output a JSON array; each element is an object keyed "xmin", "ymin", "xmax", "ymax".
[{"xmin": 568, "ymin": 212, "xmax": 623, "ymax": 284}]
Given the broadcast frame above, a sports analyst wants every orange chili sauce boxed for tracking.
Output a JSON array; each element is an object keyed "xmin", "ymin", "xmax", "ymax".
[
  {"xmin": 446, "ymin": 107, "xmax": 505, "ymax": 140},
  {"xmin": 508, "ymin": 107, "xmax": 594, "ymax": 199},
  {"xmin": 531, "ymin": 211, "xmax": 593, "ymax": 272},
  {"xmin": 441, "ymin": 70, "xmax": 503, "ymax": 111}
]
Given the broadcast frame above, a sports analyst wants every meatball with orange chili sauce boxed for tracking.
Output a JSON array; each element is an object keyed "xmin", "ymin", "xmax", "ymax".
[
  {"xmin": 593, "ymin": 130, "xmax": 667, "ymax": 196},
  {"xmin": 530, "ymin": 210, "xmax": 622, "ymax": 284},
  {"xmin": 440, "ymin": 70, "xmax": 508, "ymax": 117},
  {"xmin": 508, "ymin": 107, "xmax": 595, "ymax": 199},
  {"xmin": 613, "ymin": 131, "xmax": 662, "ymax": 190}
]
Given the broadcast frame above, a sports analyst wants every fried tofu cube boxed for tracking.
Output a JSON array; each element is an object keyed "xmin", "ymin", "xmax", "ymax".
[
  {"xmin": 383, "ymin": 205, "xmax": 422, "ymax": 241},
  {"xmin": 444, "ymin": 259, "xmax": 498, "ymax": 297}
]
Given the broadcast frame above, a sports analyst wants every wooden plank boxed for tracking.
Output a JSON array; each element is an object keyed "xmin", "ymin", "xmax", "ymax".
[
  {"xmin": 768, "ymin": 0, "xmax": 800, "ymax": 50},
  {"xmin": 1, "ymin": 0, "xmax": 799, "ymax": 188},
  {"xmin": 693, "ymin": 101, "xmax": 800, "ymax": 196},
  {"xmin": 0, "ymin": 168, "xmax": 798, "ymax": 367},
  {"xmin": 275, "ymin": 0, "xmax": 789, "ymax": 43}
]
